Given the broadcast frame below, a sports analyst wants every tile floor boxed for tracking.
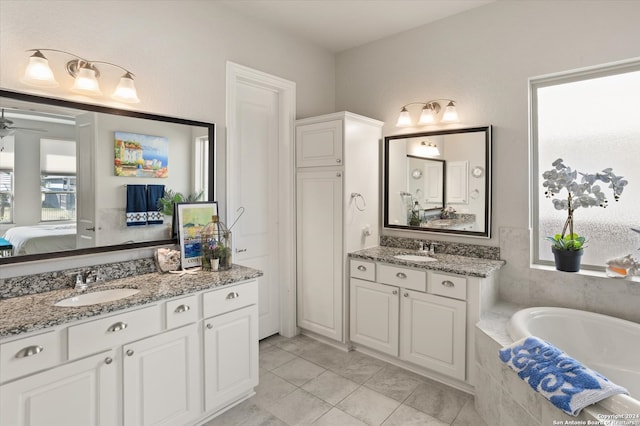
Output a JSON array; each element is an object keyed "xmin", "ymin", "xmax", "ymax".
[{"xmin": 204, "ymin": 334, "xmax": 487, "ymax": 426}]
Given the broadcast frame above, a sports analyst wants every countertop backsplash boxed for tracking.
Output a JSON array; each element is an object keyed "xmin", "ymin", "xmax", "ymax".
[{"xmin": 380, "ymin": 235, "xmax": 501, "ymax": 260}]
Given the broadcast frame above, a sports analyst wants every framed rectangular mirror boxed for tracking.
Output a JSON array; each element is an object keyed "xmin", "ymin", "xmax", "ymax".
[
  {"xmin": 0, "ymin": 89, "xmax": 215, "ymax": 264},
  {"xmin": 384, "ymin": 126, "xmax": 492, "ymax": 238}
]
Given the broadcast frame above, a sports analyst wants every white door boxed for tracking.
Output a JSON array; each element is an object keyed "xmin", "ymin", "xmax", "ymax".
[
  {"xmin": 203, "ymin": 304, "xmax": 259, "ymax": 412},
  {"xmin": 123, "ymin": 324, "xmax": 201, "ymax": 426},
  {"xmin": 75, "ymin": 112, "xmax": 97, "ymax": 248},
  {"xmin": 0, "ymin": 350, "xmax": 117, "ymax": 426},
  {"xmin": 227, "ymin": 63, "xmax": 296, "ymax": 339},
  {"xmin": 350, "ymin": 278, "xmax": 399, "ymax": 356}
]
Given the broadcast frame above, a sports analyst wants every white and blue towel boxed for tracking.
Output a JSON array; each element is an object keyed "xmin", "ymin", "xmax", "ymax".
[
  {"xmin": 499, "ymin": 336, "xmax": 628, "ymax": 416},
  {"xmin": 146, "ymin": 184, "xmax": 165, "ymax": 225},
  {"xmin": 126, "ymin": 184, "xmax": 147, "ymax": 226}
]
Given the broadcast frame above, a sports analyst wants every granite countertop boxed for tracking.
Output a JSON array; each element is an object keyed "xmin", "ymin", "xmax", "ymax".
[
  {"xmin": 0, "ymin": 265, "xmax": 262, "ymax": 339},
  {"xmin": 349, "ymin": 246, "xmax": 505, "ymax": 278}
]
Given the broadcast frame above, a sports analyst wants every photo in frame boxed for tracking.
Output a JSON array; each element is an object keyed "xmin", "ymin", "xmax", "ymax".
[
  {"xmin": 176, "ymin": 201, "xmax": 218, "ymax": 269},
  {"xmin": 114, "ymin": 131, "xmax": 169, "ymax": 178}
]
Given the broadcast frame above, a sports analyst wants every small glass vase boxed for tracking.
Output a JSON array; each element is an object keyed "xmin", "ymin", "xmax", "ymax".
[{"xmin": 200, "ymin": 216, "xmax": 232, "ymax": 271}]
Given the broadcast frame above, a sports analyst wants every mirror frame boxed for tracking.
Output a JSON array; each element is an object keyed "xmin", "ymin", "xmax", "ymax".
[
  {"xmin": 383, "ymin": 125, "xmax": 492, "ymax": 238},
  {"xmin": 0, "ymin": 89, "xmax": 215, "ymax": 265}
]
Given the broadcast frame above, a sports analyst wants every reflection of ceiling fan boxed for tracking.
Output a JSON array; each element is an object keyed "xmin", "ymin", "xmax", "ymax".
[{"xmin": 0, "ymin": 108, "xmax": 47, "ymax": 139}]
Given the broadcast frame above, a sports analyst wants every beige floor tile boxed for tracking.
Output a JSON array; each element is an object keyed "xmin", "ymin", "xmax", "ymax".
[
  {"xmin": 451, "ymin": 398, "xmax": 487, "ymax": 426},
  {"xmin": 271, "ymin": 334, "xmax": 318, "ymax": 355},
  {"xmin": 403, "ymin": 380, "xmax": 472, "ymax": 424},
  {"xmin": 268, "ymin": 388, "xmax": 332, "ymax": 426},
  {"xmin": 382, "ymin": 404, "xmax": 449, "ymax": 426},
  {"xmin": 272, "ymin": 356, "xmax": 326, "ymax": 386},
  {"xmin": 253, "ymin": 371, "xmax": 297, "ymax": 410},
  {"xmin": 337, "ymin": 386, "xmax": 401, "ymax": 426},
  {"xmin": 299, "ymin": 341, "xmax": 354, "ymax": 371},
  {"xmin": 312, "ymin": 407, "xmax": 368, "ymax": 426},
  {"xmin": 202, "ymin": 400, "xmax": 264, "ymax": 426},
  {"xmin": 260, "ymin": 346, "xmax": 298, "ymax": 371},
  {"xmin": 329, "ymin": 352, "xmax": 386, "ymax": 384},
  {"xmin": 364, "ymin": 365, "xmax": 424, "ymax": 402},
  {"xmin": 301, "ymin": 370, "xmax": 360, "ymax": 405}
]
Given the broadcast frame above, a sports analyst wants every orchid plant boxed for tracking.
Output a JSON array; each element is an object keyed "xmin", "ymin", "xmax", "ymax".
[{"xmin": 542, "ymin": 158, "xmax": 628, "ymax": 251}]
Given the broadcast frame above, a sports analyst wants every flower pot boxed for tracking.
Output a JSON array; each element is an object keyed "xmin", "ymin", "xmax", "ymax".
[{"xmin": 552, "ymin": 247, "xmax": 583, "ymax": 272}]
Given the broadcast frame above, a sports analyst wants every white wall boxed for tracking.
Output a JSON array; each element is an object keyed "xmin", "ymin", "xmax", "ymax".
[
  {"xmin": 335, "ymin": 1, "xmax": 640, "ymax": 321},
  {"xmin": 0, "ymin": 0, "xmax": 335, "ymax": 276}
]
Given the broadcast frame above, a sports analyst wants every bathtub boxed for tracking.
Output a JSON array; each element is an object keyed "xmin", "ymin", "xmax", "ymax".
[{"xmin": 508, "ymin": 307, "xmax": 640, "ymax": 416}]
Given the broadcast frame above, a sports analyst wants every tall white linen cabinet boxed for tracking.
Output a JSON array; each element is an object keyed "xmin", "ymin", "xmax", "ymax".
[{"xmin": 296, "ymin": 112, "xmax": 383, "ymax": 343}]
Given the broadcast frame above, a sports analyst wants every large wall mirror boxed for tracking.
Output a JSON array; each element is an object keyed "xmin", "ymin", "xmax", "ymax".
[
  {"xmin": 0, "ymin": 89, "xmax": 214, "ymax": 265},
  {"xmin": 384, "ymin": 126, "xmax": 492, "ymax": 238}
]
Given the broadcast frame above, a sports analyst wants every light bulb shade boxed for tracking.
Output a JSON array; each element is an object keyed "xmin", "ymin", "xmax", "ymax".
[
  {"xmin": 418, "ymin": 107, "xmax": 436, "ymax": 125},
  {"xmin": 396, "ymin": 107, "xmax": 412, "ymax": 127},
  {"xmin": 71, "ymin": 66, "xmax": 102, "ymax": 96},
  {"xmin": 441, "ymin": 102, "xmax": 459, "ymax": 123},
  {"xmin": 21, "ymin": 52, "xmax": 59, "ymax": 88},
  {"xmin": 112, "ymin": 73, "xmax": 140, "ymax": 103},
  {"xmin": 421, "ymin": 141, "xmax": 440, "ymax": 157}
]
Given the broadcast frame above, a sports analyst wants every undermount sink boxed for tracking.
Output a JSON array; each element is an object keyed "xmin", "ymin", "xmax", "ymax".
[
  {"xmin": 393, "ymin": 254, "xmax": 437, "ymax": 262},
  {"xmin": 427, "ymin": 219, "xmax": 455, "ymax": 226},
  {"xmin": 54, "ymin": 288, "xmax": 140, "ymax": 307}
]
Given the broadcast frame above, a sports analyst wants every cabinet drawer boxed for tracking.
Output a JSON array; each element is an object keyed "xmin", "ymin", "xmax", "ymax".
[
  {"xmin": 378, "ymin": 264, "xmax": 426, "ymax": 292},
  {"xmin": 203, "ymin": 280, "xmax": 258, "ymax": 318},
  {"xmin": 428, "ymin": 272, "xmax": 467, "ymax": 301},
  {"xmin": 350, "ymin": 260, "xmax": 375, "ymax": 281},
  {"xmin": 67, "ymin": 304, "xmax": 162, "ymax": 359},
  {"xmin": 0, "ymin": 330, "xmax": 61, "ymax": 383},
  {"xmin": 166, "ymin": 294, "xmax": 199, "ymax": 329}
]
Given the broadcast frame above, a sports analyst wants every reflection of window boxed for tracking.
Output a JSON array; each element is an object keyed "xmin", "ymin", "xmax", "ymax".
[
  {"xmin": 40, "ymin": 139, "xmax": 76, "ymax": 222},
  {"xmin": 194, "ymin": 136, "xmax": 210, "ymax": 199},
  {"xmin": 531, "ymin": 61, "xmax": 640, "ymax": 270},
  {"xmin": 0, "ymin": 137, "xmax": 14, "ymax": 223}
]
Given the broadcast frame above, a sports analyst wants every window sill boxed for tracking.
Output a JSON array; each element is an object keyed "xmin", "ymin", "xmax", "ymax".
[{"xmin": 530, "ymin": 263, "xmax": 640, "ymax": 282}]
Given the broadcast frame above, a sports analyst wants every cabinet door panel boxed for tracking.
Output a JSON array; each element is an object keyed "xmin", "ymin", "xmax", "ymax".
[
  {"xmin": 296, "ymin": 170, "xmax": 343, "ymax": 340},
  {"xmin": 123, "ymin": 324, "xmax": 201, "ymax": 426},
  {"xmin": 349, "ymin": 279, "xmax": 399, "ymax": 356},
  {"xmin": 296, "ymin": 119, "xmax": 342, "ymax": 167},
  {"xmin": 400, "ymin": 290, "xmax": 466, "ymax": 381},
  {"xmin": 204, "ymin": 304, "xmax": 258, "ymax": 412},
  {"xmin": 0, "ymin": 350, "xmax": 117, "ymax": 426}
]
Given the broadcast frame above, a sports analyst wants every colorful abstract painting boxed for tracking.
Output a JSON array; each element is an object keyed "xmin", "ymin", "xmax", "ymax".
[{"xmin": 114, "ymin": 131, "xmax": 168, "ymax": 178}]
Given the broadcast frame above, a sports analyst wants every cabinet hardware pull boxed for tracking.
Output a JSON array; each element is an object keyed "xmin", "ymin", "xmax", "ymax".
[
  {"xmin": 107, "ymin": 321, "xmax": 128, "ymax": 332},
  {"xmin": 15, "ymin": 345, "xmax": 43, "ymax": 358},
  {"xmin": 206, "ymin": 323, "xmax": 213, "ymax": 329},
  {"xmin": 357, "ymin": 265, "xmax": 367, "ymax": 272},
  {"xmin": 226, "ymin": 291, "xmax": 240, "ymax": 300},
  {"xmin": 126, "ymin": 349, "xmax": 134, "ymax": 357},
  {"xmin": 396, "ymin": 272, "xmax": 407, "ymax": 279},
  {"xmin": 174, "ymin": 304, "xmax": 190, "ymax": 313},
  {"xmin": 392, "ymin": 290, "xmax": 398, "ymax": 295},
  {"xmin": 336, "ymin": 158, "xmax": 342, "ymax": 164},
  {"xmin": 236, "ymin": 248, "xmax": 247, "ymax": 253},
  {"xmin": 105, "ymin": 357, "xmax": 113, "ymax": 365},
  {"xmin": 441, "ymin": 280, "xmax": 455, "ymax": 288},
  {"xmin": 403, "ymin": 292, "xmax": 409, "ymax": 297},
  {"xmin": 336, "ymin": 172, "xmax": 341, "ymax": 177}
]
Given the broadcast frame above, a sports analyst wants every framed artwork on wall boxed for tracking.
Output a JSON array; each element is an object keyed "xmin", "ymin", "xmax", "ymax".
[
  {"xmin": 114, "ymin": 131, "xmax": 169, "ymax": 178},
  {"xmin": 176, "ymin": 201, "xmax": 218, "ymax": 269}
]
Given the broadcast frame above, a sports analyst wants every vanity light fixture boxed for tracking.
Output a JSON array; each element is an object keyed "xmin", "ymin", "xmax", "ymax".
[
  {"xmin": 420, "ymin": 141, "xmax": 440, "ymax": 156},
  {"xmin": 21, "ymin": 49, "xmax": 140, "ymax": 103},
  {"xmin": 396, "ymin": 99, "xmax": 459, "ymax": 127}
]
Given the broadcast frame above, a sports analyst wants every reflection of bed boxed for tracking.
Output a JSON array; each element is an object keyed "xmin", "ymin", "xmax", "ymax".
[{"xmin": 3, "ymin": 224, "xmax": 77, "ymax": 255}]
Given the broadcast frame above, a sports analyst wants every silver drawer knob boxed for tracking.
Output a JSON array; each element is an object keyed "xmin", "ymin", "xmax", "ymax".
[
  {"xmin": 15, "ymin": 345, "xmax": 43, "ymax": 359},
  {"xmin": 392, "ymin": 290, "xmax": 398, "ymax": 295},
  {"xmin": 105, "ymin": 357, "xmax": 113, "ymax": 365},
  {"xmin": 174, "ymin": 304, "xmax": 190, "ymax": 313},
  {"xmin": 336, "ymin": 158, "xmax": 342, "ymax": 164},
  {"xmin": 107, "ymin": 321, "xmax": 128, "ymax": 333},
  {"xmin": 206, "ymin": 323, "xmax": 213, "ymax": 329},
  {"xmin": 396, "ymin": 272, "xmax": 407, "ymax": 279},
  {"xmin": 404, "ymin": 292, "xmax": 409, "ymax": 297},
  {"xmin": 357, "ymin": 265, "xmax": 367, "ymax": 272},
  {"xmin": 441, "ymin": 280, "xmax": 455, "ymax": 288},
  {"xmin": 126, "ymin": 349, "xmax": 134, "ymax": 357},
  {"xmin": 226, "ymin": 291, "xmax": 240, "ymax": 300}
]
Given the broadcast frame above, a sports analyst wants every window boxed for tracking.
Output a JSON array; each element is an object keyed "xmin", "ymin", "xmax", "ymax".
[
  {"xmin": 40, "ymin": 139, "xmax": 76, "ymax": 222},
  {"xmin": 0, "ymin": 137, "xmax": 14, "ymax": 223},
  {"xmin": 531, "ymin": 60, "xmax": 640, "ymax": 270}
]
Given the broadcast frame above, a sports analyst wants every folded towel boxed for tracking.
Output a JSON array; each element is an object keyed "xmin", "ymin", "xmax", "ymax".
[
  {"xmin": 146, "ymin": 184, "xmax": 165, "ymax": 225},
  {"xmin": 499, "ymin": 336, "xmax": 628, "ymax": 416},
  {"xmin": 126, "ymin": 184, "xmax": 147, "ymax": 226}
]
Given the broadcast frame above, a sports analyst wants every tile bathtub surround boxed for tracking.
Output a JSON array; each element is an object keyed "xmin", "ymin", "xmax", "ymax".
[
  {"xmin": 0, "ymin": 265, "xmax": 262, "ymax": 337},
  {"xmin": 0, "ymin": 257, "xmax": 158, "ymax": 300},
  {"xmin": 206, "ymin": 334, "xmax": 484, "ymax": 426},
  {"xmin": 380, "ymin": 236, "xmax": 501, "ymax": 260}
]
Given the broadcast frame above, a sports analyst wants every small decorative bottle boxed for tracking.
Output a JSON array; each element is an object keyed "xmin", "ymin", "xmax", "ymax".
[{"xmin": 200, "ymin": 215, "xmax": 232, "ymax": 271}]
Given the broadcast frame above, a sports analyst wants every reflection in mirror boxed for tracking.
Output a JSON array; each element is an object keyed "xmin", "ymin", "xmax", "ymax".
[
  {"xmin": 384, "ymin": 126, "xmax": 491, "ymax": 237},
  {"xmin": 0, "ymin": 89, "xmax": 214, "ymax": 264}
]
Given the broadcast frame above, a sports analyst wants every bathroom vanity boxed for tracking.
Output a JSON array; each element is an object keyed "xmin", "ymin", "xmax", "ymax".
[
  {"xmin": 0, "ymin": 265, "xmax": 261, "ymax": 426},
  {"xmin": 348, "ymin": 245, "xmax": 503, "ymax": 389}
]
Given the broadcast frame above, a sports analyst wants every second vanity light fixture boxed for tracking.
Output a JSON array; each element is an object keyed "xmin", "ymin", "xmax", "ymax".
[
  {"xmin": 396, "ymin": 99, "xmax": 459, "ymax": 127},
  {"xmin": 21, "ymin": 49, "xmax": 140, "ymax": 103}
]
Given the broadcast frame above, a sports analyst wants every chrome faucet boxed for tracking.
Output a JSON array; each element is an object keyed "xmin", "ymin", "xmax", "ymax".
[{"xmin": 74, "ymin": 269, "xmax": 100, "ymax": 291}]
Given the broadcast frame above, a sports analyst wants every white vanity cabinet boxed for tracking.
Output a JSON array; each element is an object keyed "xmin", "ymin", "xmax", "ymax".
[
  {"xmin": 296, "ymin": 112, "xmax": 383, "ymax": 343},
  {"xmin": 349, "ymin": 260, "xmax": 475, "ymax": 384},
  {"xmin": 0, "ymin": 279, "xmax": 259, "ymax": 426}
]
